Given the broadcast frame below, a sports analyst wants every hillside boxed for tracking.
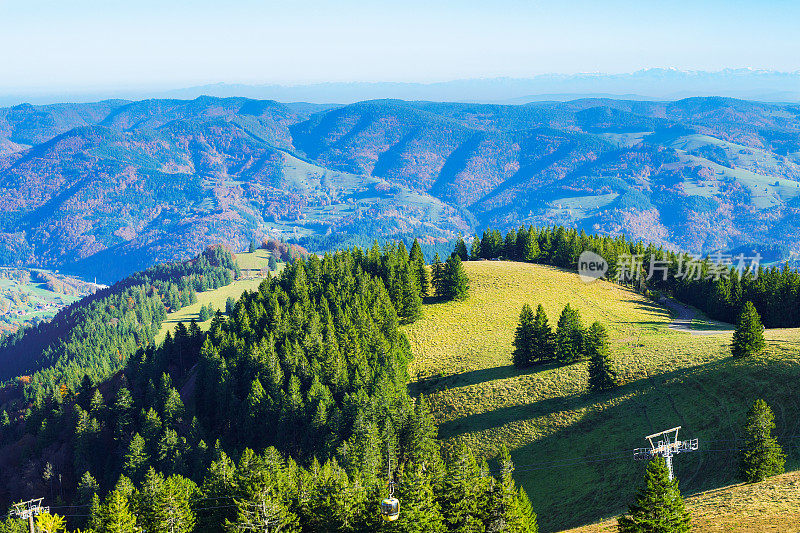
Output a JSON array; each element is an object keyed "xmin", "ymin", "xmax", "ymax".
[
  {"xmin": 404, "ymin": 261, "xmax": 800, "ymax": 532},
  {"xmin": 2, "ymin": 96, "xmax": 800, "ymax": 281},
  {"xmin": 562, "ymin": 470, "xmax": 800, "ymax": 532}
]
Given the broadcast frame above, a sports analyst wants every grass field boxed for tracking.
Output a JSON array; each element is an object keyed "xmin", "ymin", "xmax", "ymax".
[
  {"xmin": 562, "ymin": 470, "xmax": 800, "ymax": 533},
  {"xmin": 403, "ymin": 261, "xmax": 800, "ymax": 532},
  {"xmin": 156, "ymin": 251, "xmax": 279, "ymax": 342}
]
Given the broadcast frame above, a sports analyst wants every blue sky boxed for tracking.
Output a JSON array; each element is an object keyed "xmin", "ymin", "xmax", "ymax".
[{"xmin": 1, "ymin": 0, "xmax": 798, "ymax": 90}]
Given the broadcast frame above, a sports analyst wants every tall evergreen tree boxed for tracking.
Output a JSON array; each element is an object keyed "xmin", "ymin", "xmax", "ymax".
[
  {"xmin": 454, "ymin": 237, "xmax": 469, "ymax": 261},
  {"xmin": 442, "ymin": 254, "xmax": 470, "ymax": 301},
  {"xmin": 731, "ymin": 301, "xmax": 765, "ymax": 358},
  {"xmin": 739, "ymin": 399, "xmax": 786, "ymax": 483},
  {"xmin": 512, "ymin": 305, "xmax": 536, "ymax": 368},
  {"xmin": 431, "ymin": 253, "xmax": 445, "ymax": 298},
  {"xmin": 586, "ymin": 322, "xmax": 618, "ymax": 392},
  {"xmin": 555, "ymin": 304, "xmax": 585, "ymax": 364},
  {"xmin": 409, "ymin": 238, "xmax": 430, "ymax": 297},
  {"xmin": 618, "ymin": 457, "xmax": 691, "ymax": 533}
]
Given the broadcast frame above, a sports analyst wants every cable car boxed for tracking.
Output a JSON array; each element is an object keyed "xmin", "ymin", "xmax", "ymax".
[
  {"xmin": 381, "ymin": 479, "xmax": 399, "ymax": 521},
  {"xmin": 380, "ymin": 497, "xmax": 399, "ymax": 521}
]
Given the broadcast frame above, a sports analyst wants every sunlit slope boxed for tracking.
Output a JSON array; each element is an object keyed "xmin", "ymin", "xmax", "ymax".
[
  {"xmin": 155, "ymin": 250, "xmax": 280, "ymax": 342},
  {"xmin": 404, "ymin": 261, "xmax": 800, "ymax": 532},
  {"xmin": 561, "ymin": 470, "xmax": 800, "ymax": 533}
]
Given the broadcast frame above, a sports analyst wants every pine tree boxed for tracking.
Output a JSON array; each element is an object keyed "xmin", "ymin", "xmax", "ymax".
[
  {"xmin": 249, "ymin": 240, "xmax": 256, "ymax": 253},
  {"xmin": 529, "ymin": 305, "xmax": 555, "ymax": 365},
  {"xmin": 199, "ymin": 304, "xmax": 210, "ymax": 322},
  {"xmin": 470, "ymin": 235, "xmax": 481, "ymax": 260},
  {"xmin": 93, "ymin": 489, "xmax": 138, "ymax": 533},
  {"xmin": 268, "ymin": 254, "xmax": 278, "ymax": 272},
  {"xmin": 392, "ymin": 465, "xmax": 446, "ymax": 533},
  {"xmin": 586, "ymin": 322, "xmax": 618, "ymax": 392},
  {"xmin": 443, "ymin": 254, "xmax": 470, "ymax": 301},
  {"xmin": 431, "ymin": 253, "xmax": 444, "ymax": 297},
  {"xmin": 454, "ymin": 237, "xmax": 469, "ymax": 260},
  {"xmin": 555, "ymin": 304, "xmax": 585, "ymax": 364},
  {"xmin": 486, "ymin": 446, "xmax": 538, "ymax": 533},
  {"xmin": 731, "ymin": 301, "xmax": 765, "ymax": 358},
  {"xmin": 409, "ymin": 238, "xmax": 430, "ymax": 297},
  {"xmin": 512, "ymin": 305, "xmax": 536, "ymax": 368},
  {"xmin": 618, "ymin": 457, "xmax": 691, "ymax": 533},
  {"xmin": 123, "ymin": 433, "xmax": 150, "ymax": 483},
  {"xmin": 739, "ymin": 399, "xmax": 786, "ymax": 483}
]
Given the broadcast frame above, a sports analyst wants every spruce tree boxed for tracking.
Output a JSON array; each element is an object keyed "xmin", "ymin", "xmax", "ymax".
[
  {"xmin": 393, "ymin": 465, "xmax": 446, "ymax": 533},
  {"xmin": 268, "ymin": 254, "xmax": 278, "ymax": 272},
  {"xmin": 199, "ymin": 304, "xmax": 210, "ymax": 322},
  {"xmin": 409, "ymin": 238, "xmax": 430, "ymax": 297},
  {"xmin": 529, "ymin": 305, "xmax": 556, "ymax": 365},
  {"xmin": 739, "ymin": 399, "xmax": 786, "ymax": 483},
  {"xmin": 512, "ymin": 305, "xmax": 536, "ymax": 368},
  {"xmin": 555, "ymin": 304, "xmax": 585, "ymax": 364},
  {"xmin": 431, "ymin": 253, "xmax": 444, "ymax": 297},
  {"xmin": 470, "ymin": 235, "xmax": 481, "ymax": 260},
  {"xmin": 248, "ymin": 240, "xmax": 256, "ymax": 253},
  {"xmin": 586, "ymin": 322, "xmax": 618, "ymax": 392},
  {"xmin": 454, "ymin": 237, "xmax": 469, "ymax": 261},
  {"xmin": 731, "ymin": 301, "xmax": 765, "ymax": 358},
  {"xmin": 443, "ymin": 254, "xmax": 470, "ymax": 301},
  {"xmin": 618, "ymin": 457, "xmax": 691, "ymax": 533}
]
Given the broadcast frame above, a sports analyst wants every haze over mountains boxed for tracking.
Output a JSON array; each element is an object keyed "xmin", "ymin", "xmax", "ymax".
[
  {"xmin": 3, "ymin": 69, "xmax": 800, "ymax": 107},
  {"xmin": 1, "ymin": 94, "xmax": 800, "ymax": 282}
]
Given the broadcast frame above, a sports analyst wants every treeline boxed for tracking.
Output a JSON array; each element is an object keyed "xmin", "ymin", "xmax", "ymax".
[
  {"xmin": 512, "ymin": 304, "xmax": 617, "ymax": 392},
  {"xmin": 1, "ymin": 245, "xmax": 536, "ymax": 532},
  {"xmin": 458, "ymin": 226, "xmax": 800, "ymax": 328},
  {"xmin": 0, "ymin": 246, "xmax": 239, "ymax": 403}
]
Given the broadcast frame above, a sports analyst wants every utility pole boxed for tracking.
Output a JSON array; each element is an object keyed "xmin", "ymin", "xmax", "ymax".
[
  {"xmin": 633, "ymin": 426, "xmax": 698, "ymax": 480},
  {"xmin": 12, "ymin": 498, "xmax": 48, "ymax": 533}
]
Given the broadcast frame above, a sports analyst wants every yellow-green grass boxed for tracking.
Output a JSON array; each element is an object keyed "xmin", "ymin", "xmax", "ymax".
[
  {"xmin": 156, "ymin": 251, "xmax": 279, "ymax": 342},
  {"xmin": 404, "ymin": 261, "xmax": 800, "ymax": 532},
  {"xmin": 561, "ymin": 470, "xmax": 800, "ymax": 533}
]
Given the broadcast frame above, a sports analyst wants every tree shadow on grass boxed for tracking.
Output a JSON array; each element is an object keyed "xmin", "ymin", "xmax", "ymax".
[{"xmin": 465, "ymin": 355, "xmax": 800, "ymax": 532}]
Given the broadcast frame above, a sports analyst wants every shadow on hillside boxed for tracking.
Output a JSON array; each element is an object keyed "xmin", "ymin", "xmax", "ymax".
[
  {"xmin": 410, "ymin": 365, "xmax": 521, "ymax": 395},
  {"xmin": 443, "ymin": 354, "xmax": 800, "ymax": 532},
  {"xmin": 437, "ymin": 357, "xmax": 737, "ymax": 439}
]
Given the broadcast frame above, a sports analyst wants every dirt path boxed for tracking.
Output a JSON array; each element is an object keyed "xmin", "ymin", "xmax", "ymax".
[{"xmin": 660, "ymin": 297, "xmax": 734, "ymax": 335}]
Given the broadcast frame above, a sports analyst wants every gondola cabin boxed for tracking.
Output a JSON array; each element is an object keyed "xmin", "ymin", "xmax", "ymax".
[{"xmin": 380, "ymin": 497, "xmax": 399, "ymax": 521}]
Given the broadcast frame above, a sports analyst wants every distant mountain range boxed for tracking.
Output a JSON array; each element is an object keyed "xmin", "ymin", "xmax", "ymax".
[
  {"xmin": 2, "ymin": 69, "xmax": 800, "ymax": 107},
  {"xmin": 1, "ymin": 94, "xmax": 799, "ymax": 282}
]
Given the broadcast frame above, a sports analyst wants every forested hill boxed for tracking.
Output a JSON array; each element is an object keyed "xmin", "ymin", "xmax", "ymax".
[
  {"xmin": 0, "ymin": 245, "xmax": 239, "ymax": 403},
  {"xmin": 0, "ymin": 243, "xmax": 537, "ymax": 533},
  {"xmin": 2, "ymin": 96, "xmax": 800, "ymax": 282}
]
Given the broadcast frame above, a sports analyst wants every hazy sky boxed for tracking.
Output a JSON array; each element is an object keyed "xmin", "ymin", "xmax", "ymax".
[{"xmin": 1, "ymin": 0, "xmax": 798, "ymax": 91}]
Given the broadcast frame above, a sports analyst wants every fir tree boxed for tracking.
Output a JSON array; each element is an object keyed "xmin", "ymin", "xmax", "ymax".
[
  {"xmin": 618, "ymin": 457, "xmax": 691, "ymax": 533},
  {"xmin": 199, "ymin": 304, "xmax": 211, "ymax": 322},
  {"xmin": 454, "ymin": 237, "xmax": 469, "ymax": 261},
  {"xmin": 739, "ymin": 399, "xmax": 786, "ymax": 482},
  {"xmin": 409, "ymin": 238, "xmax": 430, "ymax": 297},
  {"xmin": 731, "ymin": 301, "xmax": 765, "ymax": 358},
  {"xmin": 443, "ymin": 254, "xmax": 470, "ymax": 301},
  {"xmin": 555, "ymin": 304, "xmax": 585, "ymax": 364},
  {"xmin": 586, "ymin": 322, "xmax": 618, "ymax": 392},
  {"xmin": 431, "ymin": 253, "xmax": 444, "ymax": 297},
  {"xmin": 470, "ymin": 235, "xmax": 481, "ymax": 260},
  {"xmin": 392, "ymin": 465, "xmax": 446, "ymax": 533},
  {"xmin": 512, "ymin": 305, "xmax": 536, "ymax": 368},
  {"xmin": 123, "ymin": 433, "xmax": 150, "ymax": 483},
  {"xmin": 268, "ymin": 254, "xmax": 278, "ymax": 272},
  {"xmin": 92, "ymin": 489, "xmax": 138, "ymax": 533},
  {"xmin": 486, "ymin": 445, "xmax": 538, "ymax": 533},
  {"xmin": 248, "ymin": 240, "xmax": 256, "ymax": 253}
]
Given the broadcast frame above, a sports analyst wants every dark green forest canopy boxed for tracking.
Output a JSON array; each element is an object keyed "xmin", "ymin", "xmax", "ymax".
[
  {"xmin": 465, "ymin": 225, "xmax": 800, "ymax": 328},
  {"xmin": 0, "ymin": 245, "xmax": 239, "ymax": 402}
]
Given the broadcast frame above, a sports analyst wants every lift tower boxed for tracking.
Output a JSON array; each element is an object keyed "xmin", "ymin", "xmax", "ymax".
[
  {"xmin": 12, "ymin": 498, "xmax": 48, "ymax": 533},
  {"xmin": 633, "ymin": 426, "xmax": 698, "ymax": 480}
]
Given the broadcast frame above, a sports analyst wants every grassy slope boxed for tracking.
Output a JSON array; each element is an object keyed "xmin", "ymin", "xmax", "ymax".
[
  {"xmin": 155, "ymin": 250, "xmax": 280, "ymax": 342},
  {"xmin": 404, "ymin": 261, "xmax": 800, "ymax": 532},
  {"xmin": 562, "ymin": 470, "xmax": 800, "ymax": 533}
]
